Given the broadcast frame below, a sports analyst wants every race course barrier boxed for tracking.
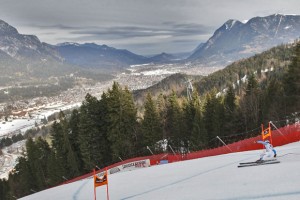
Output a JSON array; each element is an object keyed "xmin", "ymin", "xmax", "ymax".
[{"xmin": 61, "ymin": 123, "xmax": 300, "ymax": 185}]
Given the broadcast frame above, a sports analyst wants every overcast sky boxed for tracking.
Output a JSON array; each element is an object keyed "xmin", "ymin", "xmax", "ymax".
[{"xmin": 1, "ymin": 0, "xmax": 300, "ymax": 55}]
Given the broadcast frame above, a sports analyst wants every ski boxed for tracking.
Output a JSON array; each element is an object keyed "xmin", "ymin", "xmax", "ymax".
[
  {"xmin": 238, "ymin": 161, "xmax": 280, "ymax": 168},
  {"xmin": 239, "ymin": 159, "xmax": 277, "ymax": 165}
]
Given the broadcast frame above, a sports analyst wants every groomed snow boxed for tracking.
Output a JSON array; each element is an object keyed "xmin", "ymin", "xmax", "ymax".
[{"xmin": 20, "ymin": 141, "xmax": 300, "ymax": 200}]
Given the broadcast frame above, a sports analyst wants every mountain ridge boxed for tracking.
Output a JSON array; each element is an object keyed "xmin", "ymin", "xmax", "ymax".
[
  {"xmin": 56, "ymin": 42, "xmax": 149, "ymax": 73},
  {"xmin": 188, "ymin": 14, "xmax": 300, "ymax": 66}
]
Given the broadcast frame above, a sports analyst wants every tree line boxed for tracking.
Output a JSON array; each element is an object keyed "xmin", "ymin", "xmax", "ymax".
[{"xmin": 0, "ymin": 42, "xmax": 299, "ymax": 199}]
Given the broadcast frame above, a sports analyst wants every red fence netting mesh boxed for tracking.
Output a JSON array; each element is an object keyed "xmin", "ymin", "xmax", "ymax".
[{"xmin": 60, "ymin": 123, "xmax": 300, "ymax": 185}]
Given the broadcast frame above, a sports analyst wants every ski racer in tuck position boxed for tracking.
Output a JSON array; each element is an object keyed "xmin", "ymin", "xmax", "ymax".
[{"xmin": 255, "ymin": 140, "xmax": 277, "ymax": 162}]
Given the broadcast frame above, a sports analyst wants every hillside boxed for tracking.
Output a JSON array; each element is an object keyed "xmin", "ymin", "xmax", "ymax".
[
  {"xmin": 0, "ymin": 20, "xmax": 79, "ymax": 83},
  {"xmin": 133, "ymin": 73, "xmax": 203, "ymax": 106},
  {"xmin": 0, "ymin": 20, "xmax": 116, "ymax": 102},
  {"xmin": 0, "ymin": 20, "xmax": 154, "ymax": 87},
  {"xmin": 194, "ymin": 42, "xmax": 295, "ymax": 95},
  {"xmin": 20, "ymin": 141, "xmax": 300, "ymax": 200},
  {"xmin": 56, "ymin": 43, "xmax": 149, "ymax": 73},
  {"xmin": 188, "ymin": 14, "xmax": 300, "ymax": 67},
  {"xmin": 134, "ymin": 42, "xmax": 296, "ymax": 103}
]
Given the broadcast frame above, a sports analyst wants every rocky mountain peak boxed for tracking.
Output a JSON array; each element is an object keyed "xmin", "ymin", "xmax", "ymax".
[
  {"xmin": 0, "ymin": 20, "xmax": 19, "ymax": 35},
  {"xmin": 188, "ymin": 14, "xmax": 300, "ymax": 66},
  {"xmin": 0, "ymin": 19, "xmax": 61, "ymax": 60},
  {"xmin": 223, "ymin": 19, "xmax": 241, "ymax": 30}
]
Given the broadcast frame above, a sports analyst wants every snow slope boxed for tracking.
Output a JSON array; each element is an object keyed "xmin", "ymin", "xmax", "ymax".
[{"xmin": 21, "ymin": 141, "xmax": 300, "ymax": 200}]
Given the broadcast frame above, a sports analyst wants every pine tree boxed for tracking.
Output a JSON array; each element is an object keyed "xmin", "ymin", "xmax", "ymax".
[
  {"xmin": 65, "ymin": 133, "xmax": 80, "ymax": 177},
  {"xmin": 141, "ymin": 93, "xmax": 163, "ymax": 151},
  {"xmin": 78, "ymin": 93, "xmax": 103, "ymax": 170},
  {"xmin": 46, "ymin": 151, "xmax": 65, "ymax": 186},
  {"xmin": 156, "ymin": 93, "xmax": 167, "ymax": 139},
  {"xmin": 34, "ymin": 137, "xmax": 52, "ymax": 186},
  {"xmin": 165, "ymin": 91, "xmax": 182, "ymax": 152},
  {"xmin": 223, "ymin": 85, "xmax": 237, "ymax": 136},
  {"xmin": 60, "ymin": 112, "xmax": 80, "ymax": 177},
  {"xmin": 11, "ymin": 157, "xmax": 34, "ymax": 197},
  {"xmin": 181, "ymin": 94, "xmax": 197, "ymax": 152},
  {"xmin": 51, "ymin": 120, "xmax": 67, "ymax": 176},
  {"xmin": 190, "ymin": 94, "xmax": 207, "ymax": 151},
  {"xmin": 68, "ymin": 109, "xmax": 84, "ymax": 172},
  {"xmin": 240, "ymin": 73, "xmax": 262, "ymax": 130},
  {"xmin": 203, "ymin": 89, "xmax": 223, "ymax": 148},
  {"xmin": 49, "ymin": 111, "xmax": 79, "ymax": 178},
  {"xmin": 106, "ymin": 82, "xmax": 138, "ymax": 161},
  {"xmin": 98, "ymin": 92, "xmax": 113, "ymax": 166},
  {"xmin": 283, "ymin": 42, "xmax": 300, "ymax": 112},
  {"xmin": 262, "ymin": 77, "xmax": 285, "ymax": 122},
  {"xmin": 0, "ymin": 179, "xmax": 11, "ymax": 200},
  {"xmin": 25, "ymin": 138, "xmax": 45, "ymax": 190}
]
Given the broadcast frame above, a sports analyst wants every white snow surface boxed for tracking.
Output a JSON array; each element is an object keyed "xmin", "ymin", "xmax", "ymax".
[
  {"xmin": 0, "ymin": 119, "xmax": 36, "ymax": 137},
  {"xmin": 20, "ymin": 141, "xmax": 300, "ymax": 200},
  {"xmin": 0, "ymin": 102, "xmax": 80, "ymax": 137},
  {"xmin": 141, "ymin": 69, "xmax": 176, "ymax": 76}
]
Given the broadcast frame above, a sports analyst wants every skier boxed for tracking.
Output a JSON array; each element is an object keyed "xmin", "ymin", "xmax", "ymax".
[{"xmin": 255, "ymin": 140, "xmax": 277, "ymax": 162}]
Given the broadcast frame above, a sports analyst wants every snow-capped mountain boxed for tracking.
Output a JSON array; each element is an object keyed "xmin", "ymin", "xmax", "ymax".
[
  {"xmin": 0, "ymin": 20, "xmax": 77, "ymax": 84},
  {"xmin": 188, "ymin": 14, "xmax": 300, "ymax": 66},
  {"xmin": 0, "ymin": 20, "xmax": 61, "ymax": 61}
]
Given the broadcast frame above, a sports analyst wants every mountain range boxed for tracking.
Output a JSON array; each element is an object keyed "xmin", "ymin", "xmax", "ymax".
[
  {"xmin": 56, "ymin": 43, "xmax": 179, "ymax": 73},
  {"xmin": 188, "ymin": 14, "xmax": 300, "ymax": 66},
  {"xmin": 56, "ymin": 42, "xmax": 148, "ymax": 73},
  {"xmin": 0, "ymin": 20, "xmax": 61, "ymax": 61},
  {"xmin": 0, "ymin": 19, "xmax": 81, "ymax": 86},
  {"xmin": 0, "ymin": 14, "xmax": 300, "ymax": 86}
]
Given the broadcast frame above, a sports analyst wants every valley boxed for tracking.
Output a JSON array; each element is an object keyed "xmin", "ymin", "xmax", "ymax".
[
  {"xmin": 0, "ymin": 62, "xmax": 219, "ymax": 180},
  {"xmin": 0, "ymin": 61, "xmax": 222, "ymax": 123}
]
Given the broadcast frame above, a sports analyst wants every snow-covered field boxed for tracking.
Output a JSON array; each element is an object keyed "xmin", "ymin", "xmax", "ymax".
[
  {"xmin": 0, "ymin": 102, "xmax": 81, "ymax": 138},
  {"xmin": 21, "ymin": 141, "xmax": 300, "ymax": 200},
  {"xmin": 0, "ymin": 119, "xmax": 36, "ymax": 137},
  {"xmin": 0, "ymin": 102, "xmax": 81, "ymax": 180},
  {"xmin": 0, "ymin": 140, "xmax": 25, "ymax": 179}
]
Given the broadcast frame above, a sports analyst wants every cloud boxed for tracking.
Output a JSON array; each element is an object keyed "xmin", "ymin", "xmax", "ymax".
[
  {"xmin": 30, "ymin": 24, "xmax": 82, "ymax": 30},
  {"xmin": 1, "ymin": 0, "xmax": 300, "ymax": 54},
  {"xmin": 44, "ymin": 22, "xmax": 214, "ymax": 45},
  {"xmin": 31, "ymin": 22, "xmax": 213, "ymax": 39},
  {"xmin": 25, "ymin": 22, "xmax": 214, "ymax": 54}
]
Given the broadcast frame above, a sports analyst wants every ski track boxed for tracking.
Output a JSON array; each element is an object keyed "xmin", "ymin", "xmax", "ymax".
[
  {"xmin": 73, "ymin": 179, "xmax": 90, "ymax": 200},
  {"xmin": 20, "ymin": 142, "xmax": 300, "ymax": 200},
  {"xmin": 121, "ymin": 156, "xmax": 254, "ymax": 200}
]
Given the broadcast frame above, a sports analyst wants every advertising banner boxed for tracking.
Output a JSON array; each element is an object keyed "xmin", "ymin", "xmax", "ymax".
[{"xmin": 109, "ymin": 159, "xmax": 150, "ymax": 175}]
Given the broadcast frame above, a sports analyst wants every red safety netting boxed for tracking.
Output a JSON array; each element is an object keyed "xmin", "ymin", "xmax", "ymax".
[
  {"xmin": 59, "ymin": 123, "xmax": 300, "ymax": 185},
  {"xmin": 168, "ymin": 123, "xmax": 300, "ymax": 162}
]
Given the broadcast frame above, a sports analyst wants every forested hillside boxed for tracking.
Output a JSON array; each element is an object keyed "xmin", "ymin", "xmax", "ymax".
[
  {"xmin": 133, "ymin": 73, "xmax": 203, "ymax": 107},
  {"xmin": 1, "ymin": 42, "xmax": 299, "ymax": 199},
  {"xmin": 194, "ymin": 43, "xmax": 295, "ymax": 94}
]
